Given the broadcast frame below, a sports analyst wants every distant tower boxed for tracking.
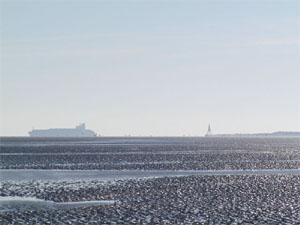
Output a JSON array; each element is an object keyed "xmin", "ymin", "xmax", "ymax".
[{"xmin": 206, "ymin": 124, "xmax": 212, "ymax": 136}]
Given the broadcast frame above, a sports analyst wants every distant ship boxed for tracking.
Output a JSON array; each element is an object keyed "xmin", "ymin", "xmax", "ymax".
[{"xmin": 28, "ymin": 123, "xmax": 96, "ymax": 137}]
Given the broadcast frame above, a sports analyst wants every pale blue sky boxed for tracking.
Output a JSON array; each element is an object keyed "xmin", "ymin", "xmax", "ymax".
[{"xmin": 1, "ymin": 0, "xmax": 299, "ymax": 136}]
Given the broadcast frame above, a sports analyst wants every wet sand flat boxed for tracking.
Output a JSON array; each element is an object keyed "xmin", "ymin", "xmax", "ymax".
[
  {"xmin": 1, "ymin": 175, "xmax": 300, "ymax": 224},
  {"xmin": 1, "ymin": 137, "xmax": 300, "ymax": 224}
]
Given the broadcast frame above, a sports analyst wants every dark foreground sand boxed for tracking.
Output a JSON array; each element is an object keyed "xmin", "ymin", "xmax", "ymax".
[{"xmin": 1, "ymin": 174, "xmax": 300, "ymax": 224}]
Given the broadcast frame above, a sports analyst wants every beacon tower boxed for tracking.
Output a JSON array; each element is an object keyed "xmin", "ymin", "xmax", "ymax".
[{"xmin": 205, "ymin": 124, "xmax": 212, "ymax": 136}]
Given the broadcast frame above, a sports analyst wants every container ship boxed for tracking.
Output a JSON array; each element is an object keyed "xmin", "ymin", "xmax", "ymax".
[{"xmin": 28, "ymin": 123, "xmax": 96, "ymax": 137}]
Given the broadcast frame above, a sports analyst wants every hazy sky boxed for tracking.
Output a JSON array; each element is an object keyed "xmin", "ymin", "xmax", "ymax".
[{"xmin": 1, "ymin": 0, "xmax": 299, "ymax": 136}]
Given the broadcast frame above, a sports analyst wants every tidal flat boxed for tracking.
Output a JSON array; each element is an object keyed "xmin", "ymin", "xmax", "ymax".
[
  {"xmin": 0, "ymin": 137, "xmax": 300, "ymax": 224},
  {"xmin": 1, "ymin": 175, "xmax": 300, "ymax": 224},
  {"xmin": 1, "ymin": 137, "xmax": 300, "ymax": 171}
]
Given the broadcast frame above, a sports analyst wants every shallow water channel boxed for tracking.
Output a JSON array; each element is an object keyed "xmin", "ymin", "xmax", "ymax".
[{"xmin": 1, "ymin": 169, "xmax": 300, "ymax": 182}]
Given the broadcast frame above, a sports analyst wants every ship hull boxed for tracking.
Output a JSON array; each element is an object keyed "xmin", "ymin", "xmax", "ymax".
[{"xmin": 28, "ymin": 124, "xmax": 96, "ymax": 137}]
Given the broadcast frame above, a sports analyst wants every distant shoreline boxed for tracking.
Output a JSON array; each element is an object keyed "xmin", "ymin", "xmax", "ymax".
[
  {"xmin": 207, "ymin": 131, "xmax": 300, "ymax": 137},
  {"xmin": 0, "ymin": 133, "xmax": 299, "ymax": 138}
]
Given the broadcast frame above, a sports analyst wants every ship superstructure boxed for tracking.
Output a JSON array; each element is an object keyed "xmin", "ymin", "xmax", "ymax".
[{"xmin": 28, "ymin": 123, "xmax": 96, "ymax": 137}]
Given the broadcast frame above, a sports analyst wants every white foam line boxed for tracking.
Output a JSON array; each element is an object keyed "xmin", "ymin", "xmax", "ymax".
[{"xmin": 0, "ymin": 196, "xmax": 115, "ymax": 212}]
